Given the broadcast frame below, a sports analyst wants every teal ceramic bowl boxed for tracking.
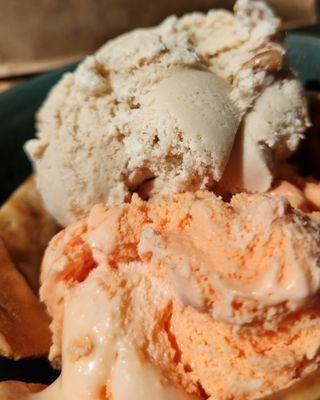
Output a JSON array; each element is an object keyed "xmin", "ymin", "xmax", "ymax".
[
  {"xmin": 0, "ymin": 31, "xmax": 320, "ymax": 384},
  {"xmin": 0, "ymin": 63, "xmax": 77, "ymax": 204}
]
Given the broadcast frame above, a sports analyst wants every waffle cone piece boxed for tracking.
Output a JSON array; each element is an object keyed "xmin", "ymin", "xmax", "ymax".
[
  {"xmin": 0, "ymin": 381, "xmax": 45, "ymax": 399},
  {"xmin": 0, "ymin": 238, "xmax": 51, "ymax": 359},
  {"xmin": 0, "ymin": 176, "xmax": 59, "ymax": 359},
  {"xmin": 0, "ymin": 176, "xmax": 59, "ymax": 293}
]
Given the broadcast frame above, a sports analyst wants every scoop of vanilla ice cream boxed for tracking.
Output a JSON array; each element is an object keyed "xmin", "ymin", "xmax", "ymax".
[{"xmin": 26, "ymin": 0, "xmax": 309, "ymax": 226}]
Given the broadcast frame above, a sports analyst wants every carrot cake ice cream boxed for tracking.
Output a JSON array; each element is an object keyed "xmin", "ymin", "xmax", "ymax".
[{"xmin": 31, "ymin": 189, "xmax": 320, "ymax": 400}]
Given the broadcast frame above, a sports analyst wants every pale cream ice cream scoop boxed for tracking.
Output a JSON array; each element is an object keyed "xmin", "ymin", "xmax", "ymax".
[
  {"xmin": 219, "ymin": 78, "xmax": 309, "ymax": 193},
  {"xmin": 25, "ymin": 0, "xmax": 309, "ymax": 226},
  {"xmin": 26, "ymin": 190, "xmax": 320, "ymax": 400}
]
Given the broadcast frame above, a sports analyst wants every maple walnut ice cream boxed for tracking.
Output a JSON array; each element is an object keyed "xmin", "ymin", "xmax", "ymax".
[{"xmin": 26, "ymin": 0, "xmax": 309, "ymax": 226}]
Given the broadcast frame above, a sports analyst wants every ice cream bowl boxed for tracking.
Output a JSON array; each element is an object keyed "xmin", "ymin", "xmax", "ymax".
[{"xmin": 1, "ymin": 12, "xmax": 320, "ymax": 399}]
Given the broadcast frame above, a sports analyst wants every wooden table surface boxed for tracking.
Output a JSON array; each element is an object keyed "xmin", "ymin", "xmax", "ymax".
[{"xmin": 0, "ymin": 78, "xmax": 23, "ymax": 93}]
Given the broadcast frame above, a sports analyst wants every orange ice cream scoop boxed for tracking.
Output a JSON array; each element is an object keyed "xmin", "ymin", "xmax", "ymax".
[{"xmin": 37, "ymin": 191, "xmax": 320, "ymax": 400}]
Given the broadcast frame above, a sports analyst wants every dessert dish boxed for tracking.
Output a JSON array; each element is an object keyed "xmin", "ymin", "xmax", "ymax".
[{"xmin": 1, "ymin": 0, "xmax": 320, "ymax": 399}]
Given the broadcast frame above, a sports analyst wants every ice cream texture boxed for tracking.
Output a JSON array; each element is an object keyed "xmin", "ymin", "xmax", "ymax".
[
  {"xmin": 27, "ymin": 189, "xmax": 320, "ymax": 400},
  {"xmin": 19, "ymin": 1, "xmax": 319, "ymax": 398},
  {"xmin": 25, "ymin": 0, "xmax": 309, "ymax": 226}
]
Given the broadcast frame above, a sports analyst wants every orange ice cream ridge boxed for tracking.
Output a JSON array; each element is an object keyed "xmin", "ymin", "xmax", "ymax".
[{"xmin": 31, "ymin": 191, "xmax": 320, "ymax": 400}]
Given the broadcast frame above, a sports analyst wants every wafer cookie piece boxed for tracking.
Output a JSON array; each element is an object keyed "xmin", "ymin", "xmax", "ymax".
[
  {"xmin": 0, "ymin": 176, "xmax": 59, "ymax": 293},
  {"xmin": 0, "ymin": 238, "xmax": 51, "ymax": 359}
]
